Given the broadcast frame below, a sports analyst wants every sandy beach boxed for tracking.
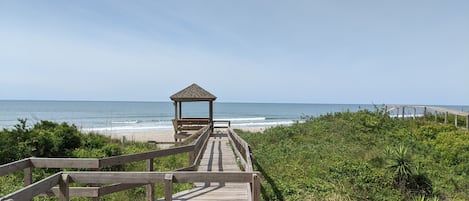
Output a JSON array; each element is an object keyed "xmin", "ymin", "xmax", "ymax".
[{"xmin": 101, "ymin": 127, "xmax": 267, "ymax": 143}]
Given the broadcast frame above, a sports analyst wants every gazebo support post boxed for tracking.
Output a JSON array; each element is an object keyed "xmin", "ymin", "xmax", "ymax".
[
  {"xmin": 178, "ymin": 102, "xmax": 182, "ymax": 119},
  {"xmin": 209, "ymin": 101, "xmax": 214, "ymax": 132}
]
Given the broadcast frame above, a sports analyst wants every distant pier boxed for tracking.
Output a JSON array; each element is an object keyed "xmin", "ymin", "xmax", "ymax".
[{"xmin": 386, "ymin": 105, "xmax": 469, "ymax": 129}]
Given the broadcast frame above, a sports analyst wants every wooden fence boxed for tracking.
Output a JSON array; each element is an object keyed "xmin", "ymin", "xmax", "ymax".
[
  {"xmin": 1, "ymin": 171, "xmax": 260, "ymax": 201},
  {"xmin": 386, "ymin": 105, "xmax": 469, "ymax": 129},
  {"xmin": 0, "ymin": 124, "xmax": 260, "ymax": 201}
]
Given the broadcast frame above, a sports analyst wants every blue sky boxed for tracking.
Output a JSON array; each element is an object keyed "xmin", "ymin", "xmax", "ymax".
[{"xmin": 1, "ymin": 1, "xmax": 468, "ymax": 105}]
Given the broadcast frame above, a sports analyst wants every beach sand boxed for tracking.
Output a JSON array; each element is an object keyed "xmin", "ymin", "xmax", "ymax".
[{"xmin": 101, "ymin": 127, "xmax": 266, "ymax": 144}]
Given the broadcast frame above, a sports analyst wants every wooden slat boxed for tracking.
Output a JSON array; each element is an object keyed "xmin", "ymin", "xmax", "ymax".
[
  {"xmin": 191, "ymin": 127, "xmax": 211, "ymax": 166},
  {"xmin": 49, "ymin": 184, "xmax": 142, "ymax": 197},
  {"xmin": 0, "ymin": 158, "xmax": 31, "ymax": 176},
  {"xmin": 251, "ymin": 174, "xmax": 260, "ymax": 201},
  {"xmin": 172, "ymin": 172, "xmax": 255, "ymax": 183},
  {"xmin": 99, "ymin": 145, "xmax": 194, "ymax": 167},
  {"xmin": 64, "ymin": 171, "xmax": 257, "ymax": 184},
  {"xmin": 67, "ymin": 172, "xmax": 166, "ymax": 184},
  {"xmin": 146, "ymin": 158, "xmax": 154, "ymax": 201},
  {"xmin": 179, "ymin": 125, "xmax": 210, "ymax": 145},
  {"xmin": 24, "ymin": 167, "xmax": 33, "ymax": 187},
  {"xmin": 30, "ymin": 158, "xmax": 99, "ymax": 169},
  {"xmin": 99, "ymin": 183, "xmax": 143, "ymax": 196},
  {"xmin": 50, "ymin": 187, "xmax": 99, "ymax": 197},
  {"xmin": 59, "ymin": 174, "xmax": 70, "ymax": 201},
  {"xmin": 2, "ymin": 172, "xmax": 61, "ymax": 201},
  {"xmin": 227, "ymin": 131, "xmax": 247, "ymax": 170},
  {"xmin": 165, "ymin": 174, "xmax": 174, "ymax": 201},
  {"xmin": 228, "ymin": 128, "xmax": 254, "ymax": 171}
]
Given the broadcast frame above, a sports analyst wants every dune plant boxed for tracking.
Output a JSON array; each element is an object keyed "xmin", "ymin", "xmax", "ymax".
[{"xmin": 385, "ymin": 145, "xmax": 414, "ymax": 188}]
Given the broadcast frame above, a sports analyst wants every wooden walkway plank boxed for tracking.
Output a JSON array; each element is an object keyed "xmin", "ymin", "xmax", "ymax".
[{"xmin": 164, "ymin": 129, "xmax": 250, "ymax": 201}]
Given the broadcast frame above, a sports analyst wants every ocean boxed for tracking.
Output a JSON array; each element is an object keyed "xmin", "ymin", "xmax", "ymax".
[{"xmin": 1, "ymin": 100, "xmax": 468, "ymax": 134}]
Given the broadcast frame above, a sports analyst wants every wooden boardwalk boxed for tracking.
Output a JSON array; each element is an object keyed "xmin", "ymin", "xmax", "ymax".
[
  {"xmin": 166, "ymin": 129, "xmax": 250, "ymax": 201},
  {"xmin": 386, "ymin": 105, "xmax": 469, "ymax": 129},
  {"xmin": 1, "ymin": 126, "xmax": 260, "ymax": 201}
]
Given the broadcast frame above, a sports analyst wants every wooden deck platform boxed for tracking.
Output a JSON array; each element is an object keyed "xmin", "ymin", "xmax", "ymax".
[{"xmin": 165, "ymin": 129, "xmax": 250, "ymax": 201}]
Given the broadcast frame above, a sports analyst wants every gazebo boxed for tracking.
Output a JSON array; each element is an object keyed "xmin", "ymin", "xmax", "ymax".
[{"xmin": 170, "ymin": 83, "xmax": 217, "ymax": 141}]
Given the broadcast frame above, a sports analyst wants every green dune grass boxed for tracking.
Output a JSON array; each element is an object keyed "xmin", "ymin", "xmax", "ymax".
[{"xmin": 239, "ymin": 109, "xmax": 469, "ymax": 201}]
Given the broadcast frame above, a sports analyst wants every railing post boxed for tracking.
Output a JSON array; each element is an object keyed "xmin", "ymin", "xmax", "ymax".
[
  {"xmin": 413, "ymin": 107, "xmax": 416, "ymax": 119},
  {"xmin": 251, "ymin": 174, "xmax": 260, "ymax": 201},
  {"xmin": 455, "ymin": 115, "xmax": 458, "ymax": 127},
  {"xmin": 423, "ymin": 107, "xmax": 427, "ymax": 120},
  {"xmin": 59, "ymin": 174, "xmax": 70, "ymax": 201},
  {"xmin": 445, "ymin": 112, "xmax": 448, "ymax": 124},
  {"xmin": 466, "ymin": 115, "xmax": 469, "ymax": 130},
  {"xmin": 91, "ymin": 168, "xmax": 101, "ymax": 201},
  {"xmin": 189, "ymin": 150, "xmax": 195, "ymax": 165},
  {"xmin": 164, "ymin": 174, "xmax": 173, "ymax": 201},
  {"xmin": 146, "ymin": 158, "xmax": 154, "ymax": 201},
  {"xmin": 24, "ymin": 167, "xmax": 32, "ymax": 187},
  {"xmin": 23, "ymin": 165, "xmax": 33, "ymax": 201},
  {"xmin": 402, "ymin": 106, "xmax": 405, "ymax": 119}
]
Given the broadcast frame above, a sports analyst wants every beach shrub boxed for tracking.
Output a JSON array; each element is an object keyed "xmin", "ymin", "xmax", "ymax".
[
  {"xmin": 240, "ymin": 109, "xmax": 469, "ymax": 200},
  {"xmin": 430, "ymin": 131, "xmax": 469, "ymax": 174},
  {"xmin": 1, "ymin": 120, "xmax": 193, "ymax": 200},
  {"xmin": 0, "ymin": 120, "xmax": 87, "ymax": 163}
]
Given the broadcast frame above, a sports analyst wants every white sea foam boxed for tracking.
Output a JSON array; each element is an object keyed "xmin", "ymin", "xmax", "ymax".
[
  {"xmin": 231, "ymin": 121, "xmax": 295, "ymax": 127},
  {"xmin": 215, "ymin": 117, "xmax": 266, "ymax": 122},
  {"xmin": 82, "ymin": 125, "xmax": 174, "ymax": 133},
  {"xmin": 111, "ymin": 120, "xmax": 140, "ymax": 124},
  {"xmin": 83, "ymin": 118, "xmax": 295, "ymax": 133}
]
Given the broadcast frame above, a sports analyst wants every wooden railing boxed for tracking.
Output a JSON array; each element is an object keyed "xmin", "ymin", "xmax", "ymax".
[
  {"xmin": 386, "ymin": 105, "xmax": 469, "ymax": 129},
  {"xmin": 0, "ymin": 124, "xmax": 261, "ymax": 201},
  {"xmin": 0, "ymin": 125, "xmax": 211, "ymax": 200},
  {"xmin": 0, "ymin": 171, "xmax": 260, "ymax": 201},
  {"xmin": 227, "ymin": 128, "xmax": 254, "ymax": 172},
  {"xmin": 173, "ymin": 118, "xmax": 211, "ymax": 132}
]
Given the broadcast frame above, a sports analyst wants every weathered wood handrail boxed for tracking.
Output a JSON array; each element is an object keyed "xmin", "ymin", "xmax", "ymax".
[
  {"xmin": 227, "ymin": 127, "xmax": 254, "ymax": 172},
  {"xmin": 177, "ymin": 125, "xmax": 211, "ymax": 171},
  {"xmin": 1, "ymin": 171, "xmax": 261, "ymax": 201},
  {"xmin": 173, "ymin": 118, "xmax": 211, "ymax": 132},
  {"xmin": 31, "ymin": 158, "xmax": 100, "ymax": 169},
  {"xmin": 1, "ymin": 125, "xmax": 261, "ymax": 201},
  {"xmin": 0, "ymin": 125, "xmax": 212, "ymax": 200},
  {"xmin": 176, "ymin": 125, "xmax": 210, "ymax": 146},
  {"xmin": 0, "ymin": 158, "xmax": 31, "ymax": 176},
  {"xmin": 1, "ymin": 172, "xmax": 62, "ymax": 201},
  {"xmin": 0, "ymin": 126, "xmax": 211, "ymax": 170},
  {"xmin": 99, "ymin": 144, "xmax": 194, "ymax": 167}
]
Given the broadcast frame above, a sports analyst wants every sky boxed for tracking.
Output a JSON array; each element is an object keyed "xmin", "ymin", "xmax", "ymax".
[{"xmin": 0, "ymin": 1, "xmax": 468, "ymax": 105}]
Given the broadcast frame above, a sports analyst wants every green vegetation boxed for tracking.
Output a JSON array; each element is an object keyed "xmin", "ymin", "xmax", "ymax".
[
  {"xmin": 239, "ymin": 108, "xmax": 469, "ymax": 200},
  {"xmin": 0, "ymin": 120, "xmax": 191, "ymax": 200}
]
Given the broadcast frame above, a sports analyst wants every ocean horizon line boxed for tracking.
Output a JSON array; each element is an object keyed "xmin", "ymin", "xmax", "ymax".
[{"xmin": 0, "ymin": 99, "xmax": 467, "ymax": 107}]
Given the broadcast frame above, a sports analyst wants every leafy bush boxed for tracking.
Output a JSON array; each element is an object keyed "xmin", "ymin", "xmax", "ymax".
[
  {"xmin": 0, "ymin": 120, "xmax": 87, "ymax": 163},
  {"xmin": 240, "ymin": 108, "xmax": 469, "ymax": 200},
  {"xmin": 1, "ymin": 120, "xmax": 192, "ymax": 200}
]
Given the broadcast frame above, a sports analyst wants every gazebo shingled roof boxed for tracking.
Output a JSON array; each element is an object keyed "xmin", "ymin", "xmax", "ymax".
[{"xmin": 170, "ymin": 83, "xmax": 217, "ymax": 102}]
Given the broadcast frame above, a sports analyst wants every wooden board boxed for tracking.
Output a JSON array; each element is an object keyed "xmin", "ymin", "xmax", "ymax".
[{"xmin": 165, "ymin": 129, "xmax": 250, "ymax": 201}]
